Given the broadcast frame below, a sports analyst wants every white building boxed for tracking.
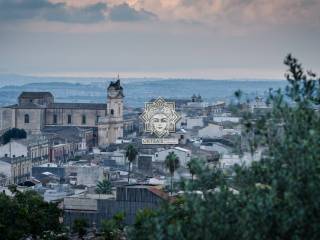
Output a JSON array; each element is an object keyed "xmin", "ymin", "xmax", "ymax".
[
  {"xmin": 186, "ymin": 116, "xmax": 204, "ymax": 129},
  {"xmin": 250, "ymin": 97, "xmax": 271, "ymax": 114},
  {"xmin": 212, "ymin": 116, "xmax": 240, "ymax": 124},
  {"xmin": 0, "ymin": 140, "xmax": 28, "ymax": 158},
  {"xmin": 200, "ymin": 143, "xmax": 230, "ymax": 155},
  {"xmin": 74, "ymin": 166, "xmax": 106, "ymax": 187},
  {"xmin": 219, "ymin": 151, "xmax": 262, "ymax": 169},
  {"xmin": 154, "ymin": 147, "xmax": 191, "ymax": 167},
  {"xmin": 0, "ymin": 136, "xmax": 49, "ymax": 166},
  {"xmin": 198, "ymin": 123, "xmax": 240, "ymax": 138},
  {"xmin": 0, "ymin": 156, "xmax": 32, "ymax": 185}
]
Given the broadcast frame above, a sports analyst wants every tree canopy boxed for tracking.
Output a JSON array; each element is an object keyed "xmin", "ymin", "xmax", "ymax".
[
  {"xmin": 1, "ymin": 128, "xmax": 27, "ymax": 145},
  {"xmin": 0, "ymin": 190, "xmax": 64, "ymax": 240},
  {"xmin": 128, "ymin": 55, "xmax": 320, "ymax": 240}
]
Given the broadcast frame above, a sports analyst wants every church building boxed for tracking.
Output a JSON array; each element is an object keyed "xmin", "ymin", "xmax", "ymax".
[{"xmin": 0, "ymin": 79, "xmax": 124, "ymax": 146}]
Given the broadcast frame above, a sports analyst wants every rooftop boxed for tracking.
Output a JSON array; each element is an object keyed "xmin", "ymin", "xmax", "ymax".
[
  {"xmin": 19, "ymin": 92, "xmax": 53, "ymax": 99},
  {"xmin": 48, "ymin": 102, "xmax": 107, "ymax": 110}
]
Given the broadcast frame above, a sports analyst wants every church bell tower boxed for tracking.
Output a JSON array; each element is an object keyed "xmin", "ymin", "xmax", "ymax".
[
  {"xmin": 107, "ymin": 75, "xmax": 124, "ymax": 122},
  {"xmin": 98, "ymin": 75, "xmax": 124, "ymax": 146}
]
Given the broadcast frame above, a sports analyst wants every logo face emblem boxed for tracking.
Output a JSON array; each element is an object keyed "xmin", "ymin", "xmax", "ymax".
[{"xmin": 140, "ymin": 97, "xmax": 181, "ymax": 138}]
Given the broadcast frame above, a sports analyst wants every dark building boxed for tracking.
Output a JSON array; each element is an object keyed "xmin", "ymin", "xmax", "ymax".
[{"xmin": 63, "ymin": 184, "xmax": 169, "ymax": 228}]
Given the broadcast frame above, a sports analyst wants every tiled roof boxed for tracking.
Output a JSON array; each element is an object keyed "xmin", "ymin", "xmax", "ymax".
[
  {"xmin": 148, "ymin": 187, "xmax": 170, "ymax": 201},
  {"xmin": 19, "ymin": 92, "xmax": 53, "ymax": 98},
  {"xmin": 5, "ymin": 102, "xmax": 45, "ymax": 109}
]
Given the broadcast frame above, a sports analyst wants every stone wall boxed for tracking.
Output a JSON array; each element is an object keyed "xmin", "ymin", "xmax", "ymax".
[
  {"xmin": 0, "ymin": 108, "xmax": 14, "ymax": 132},
  {"xmin": 45, "ymin": 108, "xmax": 107, "ymax": 127},
  {"xmin": 15, "ymin": 108, "xmax": 45, "ymax": 134}
]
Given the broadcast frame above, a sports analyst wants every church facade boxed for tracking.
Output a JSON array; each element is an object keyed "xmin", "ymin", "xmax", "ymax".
[{"xmin": 0, "ymin": 79, "xmax": 124, "ymax": 146}]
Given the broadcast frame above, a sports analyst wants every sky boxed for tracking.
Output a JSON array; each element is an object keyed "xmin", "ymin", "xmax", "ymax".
[{"xmin": 0, "ymin": 0, "xmax": 319, "ymax": 79}]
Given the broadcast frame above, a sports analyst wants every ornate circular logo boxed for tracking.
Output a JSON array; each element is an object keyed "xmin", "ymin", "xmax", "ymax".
[{"xmin": 140, "ymin": 97, "xmax": 181, "ymax": 138}]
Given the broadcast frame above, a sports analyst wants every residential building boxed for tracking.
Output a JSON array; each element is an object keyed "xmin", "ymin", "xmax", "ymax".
[
  {"xmin": 198, "ymin": 123, "xmax": 240, "ymax": 138},
  {"xmin": 0, "ymin": 156, "xmax": 32, "ymax": 185}
]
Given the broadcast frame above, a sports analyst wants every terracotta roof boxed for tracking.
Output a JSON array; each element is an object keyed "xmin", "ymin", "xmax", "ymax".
[{"xmin": 148, "ymin": 187, "xmax": 170, "ymax": 201}]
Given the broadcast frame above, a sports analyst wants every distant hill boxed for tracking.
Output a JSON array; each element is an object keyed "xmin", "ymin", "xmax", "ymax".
[{"xmin": 0, "ymin": 75, "xmax": 286, "ymax": 108}]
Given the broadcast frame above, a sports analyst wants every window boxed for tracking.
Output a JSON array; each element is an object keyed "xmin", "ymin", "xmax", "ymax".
[
  {"xmin": 82, "ymin": 115, "xmax": 86, "ymax": 124},
  {"xmin": 110, "ymin": 109, "xmax": 114, "ymax": 115},
  {"xmin": 53, "ymin": 114, "xmax": 57, "ymax": 124},
  {"xmin": 96, "ymin": 115, "xmax": 100, "ymax": 123},
  {"xmin": 68, "ymin": 114, "xmax": 72, "ymax": 124},
  {"xmin": 24, "ymin": 114, "xmax": 29, "ymax": 123}
]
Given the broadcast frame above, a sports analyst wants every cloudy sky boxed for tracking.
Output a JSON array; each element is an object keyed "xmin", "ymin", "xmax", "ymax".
[{"xmin": 0, "ymin": 0, "xmax": 319, "ymax": 79}]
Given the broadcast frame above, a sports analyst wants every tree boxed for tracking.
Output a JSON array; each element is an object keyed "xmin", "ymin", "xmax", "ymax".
[
  {"xmin": 187, "ymin": 158, "xmax": 202, "ymax": 181},
  {"xmin": 1, "ymin": 128, "xmax": 27, "ymax": 144},
  {"xmin": 0, "ymin": 190, "xmax": 63, "ymax": 240},
  {"xmin": 128, "ymin": 55, "xmax": 320, "ymax": 240},
  {"xmin": 101, "ymin": 212, "xmax": 125, "ymax": 240},
  {"xmin": 96, "ymin": 179, "xmax": 112, "ymax": 194},
  {"xmin": 72, "ymin": 218, "xmax": 88, "ymax": 239},
  {"xmin": 234, "ymin": 89, "xmax": 243, "ymax": 105},
  {"xmin": 125, "ymin": 144, "xmax": 138, "ymax": 183},
  {"xmin": 165, "ymin": 152, "xmax": 180, "ymax": 195}
]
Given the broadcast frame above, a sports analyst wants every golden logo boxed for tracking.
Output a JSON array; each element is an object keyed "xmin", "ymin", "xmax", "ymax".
[{"xmin": 140, "ymin": 97, "xmax": 181, "ymax": 139}]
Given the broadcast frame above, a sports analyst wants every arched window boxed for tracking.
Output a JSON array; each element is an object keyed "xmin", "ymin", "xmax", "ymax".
[
  {"xmin": 82, "ymin": 115, "xmax": 86, "ymax": 124},
  {"xmin": 24, "ymin": 114, "xmax": 29, "ymax": 123},
  {"xmin": 110, "ymin": 109, "xmax": 114, "ymax": 115}
]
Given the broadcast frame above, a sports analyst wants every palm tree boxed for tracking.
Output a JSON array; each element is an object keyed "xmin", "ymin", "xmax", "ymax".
[
  {"xmin": 165, "ymin": 152, "xmax": 180, "ymax": 195},
  {"xmin": 187, "ymin": 158, "xmax": 200, "ymax": 182},
  {"xmin": 126, "ymin": 144, "xmax": 138, "ymax": 183},
  {"xmin": 95, "ymin": 179, "xmax": 112, "ymax": 194}
]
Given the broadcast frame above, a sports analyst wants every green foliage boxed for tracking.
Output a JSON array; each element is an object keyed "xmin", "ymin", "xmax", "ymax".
[
  {"xmin": 0, "ymin": 190, "xmax": 63, "ymax": 240},
  {"xmin": 41, "ymin": 230, "xmax": 69, "ymax": 240},
  {"xmin": 73, "ymin": 218, "xmax": 88, "ymax": 239},
  {"xmin": 187, "ymin": 158, "xmax": 199, "ymax": 179},
  {"xmin": 1, "ymin": 128, "xmax": 27, "ymax": 144},
  {"xmin": 128, "ymin": 55, "xmax": 320, "ymax": 240},
  {"xmin": 96, "ymin": 179, "xmax": 112, "ymax": 194},
  {"xmin": 126, "ymin": 144, "xmax": 138, "ymax": 183},
  {"xmin": 101, "ymin": 212, "xmax": 125, "ymax": 240},
  {"xmin": 165, "ymin": 152, "xmax": 180, "ymax": 195}
]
